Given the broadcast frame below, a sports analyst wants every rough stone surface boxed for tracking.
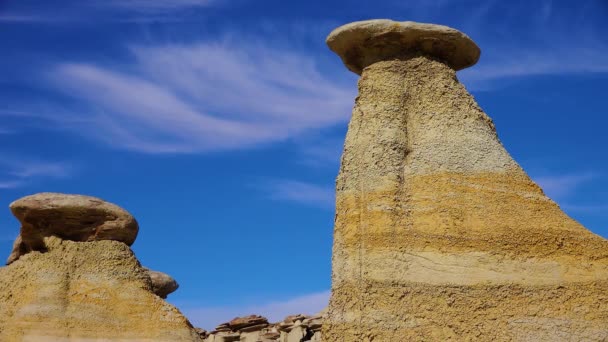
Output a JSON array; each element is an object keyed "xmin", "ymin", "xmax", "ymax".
[
  {"xmin": 0, "ymin": 237, "xmax": 201, "ymax": 341},
  {"xmin": 7, "ymin": 192, "xmax": 139, "ymax": 264},
  {"xmin": 146, "ymin": 268, "xmax": 179, "ymax": 299},
  {"xmin": 323, "ymin": 20, "xmax": 608, "ymax": 341},
  {"xmin": 203, "ymin": 314, "xmax": 323, "ymax": 342},
  {"xmin": 326, "ymin": 19, "xmax": 480, "ymax": 75},
  {"xmin": 229, "ymin": 315, "xmax": 269, "ymax": 330}
]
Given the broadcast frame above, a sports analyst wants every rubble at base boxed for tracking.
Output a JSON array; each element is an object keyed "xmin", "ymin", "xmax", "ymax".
[{"xmin": 199, "ymin": 313, "xmax": 323, "ymax": 342}]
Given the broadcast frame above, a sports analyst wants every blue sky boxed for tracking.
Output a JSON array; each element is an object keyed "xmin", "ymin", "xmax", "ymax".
[{"xmin": 0, "ymin": 0, "xmax": 607, "ymax": 329}]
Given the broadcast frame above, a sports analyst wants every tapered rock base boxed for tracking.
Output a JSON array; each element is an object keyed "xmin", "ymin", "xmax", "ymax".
[{"xmin": 324, "ymin": 20, "xmax": 608, "ymax": 341}]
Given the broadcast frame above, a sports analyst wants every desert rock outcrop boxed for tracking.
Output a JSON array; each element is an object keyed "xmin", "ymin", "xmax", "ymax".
[
  {"xmin": 7, "ymin": 192, "xmax": 139, "ymax": 264},
  {"xmin": 203, "ymin": 313, "xmax": 323, "ymax": 342},
  {"xmin": 0, "ymin": 193, "xmax": 199, "ymax": 341},
  {"xmin": 324, "ymin": 19, "xmax": 608, "ymax": 341}
]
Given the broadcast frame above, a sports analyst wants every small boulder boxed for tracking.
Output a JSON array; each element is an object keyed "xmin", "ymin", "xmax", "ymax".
[
  {"xmin": 194, "ymin": 328, "xmax": 208, "ymax": 339},
  {"xmin": 283, "ymin": 314, "xmax": 308, "ymax": 324},
  {"xmin": 146, "ymin": 268, "xmax": 179, "ymax": 299},
  {"xmin": 260, "ymin": 331, "xmax": 280, "ymax": 340},
  {"xmin": 228, "ymin": 315, "xmax": 269, "ymax": 331}
]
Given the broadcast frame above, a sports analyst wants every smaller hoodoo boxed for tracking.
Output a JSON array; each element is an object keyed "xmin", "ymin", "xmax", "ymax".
[{"xmin": 0, "ymin": 193, "xmax": 200, "ymax": 341}]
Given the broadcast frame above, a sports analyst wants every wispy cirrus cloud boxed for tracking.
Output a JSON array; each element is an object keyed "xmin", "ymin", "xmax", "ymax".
[
  {"xmin": 181, "ymin": 290, "xmax": 329, "ymax": 329},
  {"xmin": 533, "ymin": 172, "xmax": 607, "ymax": 214},
  {"xmin": 295, "ymin": 136, "xmax": 344, "ymax": 168},
  {"xmin": 0, "ymin": 180, "xmax": 24, "ymax": 189},
  {"xmin": 0, "ymin": 15, "xmax": 46, "ymax": 23},
  {"xmin": 0, "ymin": 156, "xmax": 74, "ymax": 189},
  {"xmin": 8, "ymin": 160, "xmax": 73, "ymax": 179},
  {"xmin": 263, "ymin": 179, "xmax": 334, "ymax": 209},
  {"xmin": 534, "ymin": 172, "xmax": 597, "ymax": 200},
  {"xmin": 0, "ymin": 0, "xmax": 220, "ymax": 24},
  {"xmin": 4, "ymin": 0, "xmax": 607, "ymax": 156},
  {"xmin": 459, "ymin": 45, "xmax": 608, "ymax": 90},
  {"xmin": 46, "ymin": 40, "xmax": 353, "ymax": 153},
  {"xmin": 429, "ymin": 0, "xmax": 608, "ymax": 89}
]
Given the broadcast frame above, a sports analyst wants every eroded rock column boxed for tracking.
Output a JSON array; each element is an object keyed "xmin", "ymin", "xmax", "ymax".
[
  {"xmin": 324, "ymin": 20, "xmax": 608, "ymax": 341},
  {"xmin": 0, "ymin": 193, "xmax": 194, "ymax": 341}
]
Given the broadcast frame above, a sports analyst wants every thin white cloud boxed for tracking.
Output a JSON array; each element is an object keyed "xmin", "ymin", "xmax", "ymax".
[
  {"xmin": 459, "ymin": 46, "xmax": 608, "ymax": 89},
  {"xmin": 0, "ymin": 0, "xmax": 216, "ymax": 24},
  {"xmin": 532, "ymin": 172, "xmax": 607, "ymax": 214},
  {"xmin": 296, "ymin": 137, "xmax": 344, "ymax": 168},
  {"xmin": 0, "ymin": 157, "xmax": 74, "ymax": 189},
  {"xmin": 533, "ymin": 172, "xmax": 596, "ymax": 200},
  {"xmin": 181, "ymin": 290, "xmax": 329, "ymax": 330},
  {"xmin": 264, "ymin": 180, "xmax": 334, "ymax": 209},
  {"xmin": 455, "ymin": 0, "xmax": 608, "ymax": 89},
  {"xmin": 8, "ymin": 161, "xmax": 73, "ymax": 179},
  {"xmin": 0, "ymin": 15, "xmax": 45, "ymax": 23},
  {"xmin": 0, "ymin": 110, "xmax": 32, "ymax": 116},
  {"xmin": 48, "ymin": 41, "xmax": 354, "ymax": 153},
  {"xmin": 0, "ymin": 180, "xmax": 25, "ymax": 189}
]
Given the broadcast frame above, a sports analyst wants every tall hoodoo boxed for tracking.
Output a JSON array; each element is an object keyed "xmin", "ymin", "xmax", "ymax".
[{"xmin": 324, "ymin": 19, "xmax": 608, "ymax": 341}]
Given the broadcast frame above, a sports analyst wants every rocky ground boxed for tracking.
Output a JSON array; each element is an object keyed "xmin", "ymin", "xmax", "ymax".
[{"xmin": 198, "ymin": 313, "xmax": 323, "ymax": 342}]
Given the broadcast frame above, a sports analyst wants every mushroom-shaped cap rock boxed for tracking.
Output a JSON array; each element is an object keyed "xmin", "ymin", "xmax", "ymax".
[
  {"xmin": 7, "ymin": 192, "xmax": 139, "ymax": 264},
  {"xmin": 326, "ymin": 19, "xmax": 480, "ymax": 75}
]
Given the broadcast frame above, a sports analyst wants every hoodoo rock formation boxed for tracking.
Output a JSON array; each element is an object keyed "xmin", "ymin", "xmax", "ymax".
[
  {"xmin": 0, "ymin": 193, "xmax": 199, "ymax": 341},
  {"xmin": 324, "ymin": 20, "xmax": 608, "ymax": 341},
  {"xmin": 7, "ymin": 192, "xmax": 139, "ymax": 265}
]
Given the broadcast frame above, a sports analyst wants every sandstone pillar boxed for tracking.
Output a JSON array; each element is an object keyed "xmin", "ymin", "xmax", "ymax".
[{"xmin": 324, "ymin": 20, "xmax": 608, "ymax": 341}]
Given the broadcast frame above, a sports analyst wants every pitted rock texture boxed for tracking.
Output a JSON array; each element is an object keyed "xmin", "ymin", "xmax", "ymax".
[
  {"xmin": 7, "ymin": 192, "xmax": 139, "ymax": 264},
  {"xmin": 323, "ymin": 20, "xmax": 608, "ymax": 341},
  {"xmin": 0, "ymin": 237, "xmax": 201, "ymax": 341}
]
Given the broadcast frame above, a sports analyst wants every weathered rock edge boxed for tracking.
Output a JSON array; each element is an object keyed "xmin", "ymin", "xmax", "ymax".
[{"xmin": 326, "ymin": 19, "xmax": 480, "ymax": 74}]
